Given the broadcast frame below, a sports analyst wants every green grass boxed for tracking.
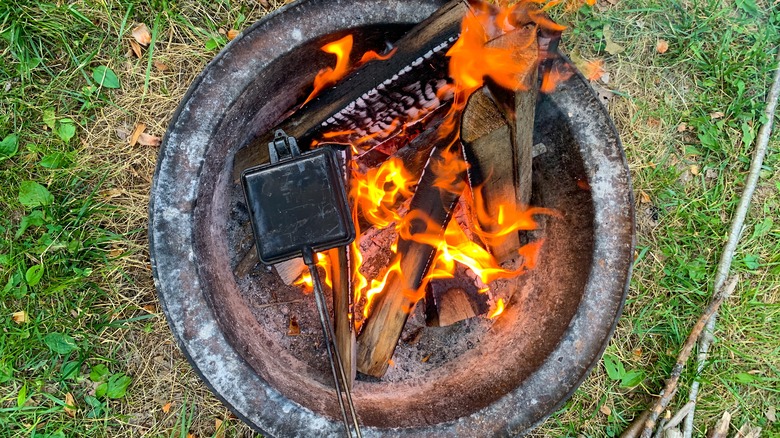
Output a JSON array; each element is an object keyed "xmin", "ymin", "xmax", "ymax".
[{"xmin": 1, "ymin": 0, "xmax": 778, "ymax": 437}]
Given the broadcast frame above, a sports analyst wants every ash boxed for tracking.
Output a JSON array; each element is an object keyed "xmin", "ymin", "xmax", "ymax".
[{"xmin": 227, "ymin": 182, "xmax": 493, "ymax": 383}]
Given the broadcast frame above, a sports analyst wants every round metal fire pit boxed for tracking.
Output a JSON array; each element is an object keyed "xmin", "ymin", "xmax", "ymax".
[{"xmin": 149, "ymin": 0, "xmax": 634, "ymax": 436}]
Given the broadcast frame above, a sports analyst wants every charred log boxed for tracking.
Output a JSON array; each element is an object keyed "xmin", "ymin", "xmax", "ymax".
[
  {"xmin": 232, "ymin": 0, "xmax": 470, "ymax": 182},
  {"xmin": 356, "ymin": 138, "xmax": 464, "ymax": 378}
]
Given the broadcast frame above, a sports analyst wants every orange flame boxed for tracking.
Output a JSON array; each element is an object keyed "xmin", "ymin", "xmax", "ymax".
[
  {"xmin": 351, "ymin": 157, "xmax": 415, "ymax": 228},
  {"xmin": 488, "ymin": 298, "xmax": 505, "ymax": 319},
  {"xmin": 293, "ymin": 253, "xmax": 332, "ymax": 292},
  {"xmin": 304, "ymin": 35, "xmax": 354, "ymax": 105}
]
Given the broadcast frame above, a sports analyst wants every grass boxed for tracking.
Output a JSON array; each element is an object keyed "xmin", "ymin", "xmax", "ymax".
[{"xmin": 0, "ymin": 0, "xmax": 778, "ymax": 437}]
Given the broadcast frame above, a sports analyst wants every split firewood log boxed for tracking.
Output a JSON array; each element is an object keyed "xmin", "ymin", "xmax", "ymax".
[
  {"xmin": 356, "ymin": 139, "xmax": 465, "ymax": 377},
  {"xmin": 460, "ymin": 24, "xmax": 539, "ymax": 263}
]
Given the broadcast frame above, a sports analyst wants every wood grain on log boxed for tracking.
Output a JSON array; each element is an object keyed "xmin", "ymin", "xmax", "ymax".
[
  {"xmin": 328, "ymin": 246, "xmax": 356, "ymax": 389},
  {"xmin": 356, "ymin": 140, "xmax": 464, "ymax": 377}
]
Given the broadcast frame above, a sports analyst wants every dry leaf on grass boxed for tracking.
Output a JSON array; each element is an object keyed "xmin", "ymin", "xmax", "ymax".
[
  {"xmin": 162, "ymin": 402, "xmax": 172, "ymax": 413},
  {"xmin": 591, "ymin": 81, "xmax": 614, "ymax": 105},
  {"xmin": 129, "ymin": 123, "xmax": 146, "ymax": 147},
  {"xmin": 710, "ymin": 111, "xmax": 725, "ymax": 120},
  {"xmin": 12, "ymin": 311, "xmax": 29, "ymax": 324},
  {"xmin": 690, "ymin": 164, "xmax": 700, "ymax": 176},
  {"xmin": 115, "ymin": 127, "xmax": 131, "ymax": 141},
  {"xmin": 132, "ymin": 24, "xmax": 151, "ymax": 46},
  {"xmin": 677, "ymin": 122, "xmax": 688, "ymax": 132},
  {"xmin": 258, "ymin": 0, "xmax": 271, "ymax": 8},
  {"xmin": 215, "ymin": 418, "xmax": 225, "ymax": 438},
  {"xmin": 639, "ymin": 191, "xmax": 651, "ymax": 204},
  {"xmin": 129, "ymin": 40, "xmax": 143, "ymax": 58},
  {"xmin": 603, "ymin": 25, "xmax": 625, "ymax": 55},
  {"xmin": 227, "ymin": 29, "xmax": 239, "ymax": 41},
  {"xmin": 599, "ymin": 404, "xmax": 612, "ymax": 416},
  {"xmin": 138, "ymin": 132, "xmax": 162, "ymax": 147},
  {"xmin": 153, "ymin": 61, "xmax": 169, "ymax": 72},
  {"xmin": 766, "ymin": 406, "xmax": 777, "ymax": 422},
  {"xmin": 656, "ymin": 39, "xmax": 669, "ymax": 54},
  {"xmin": 64, "ymin": 392, "xmax": 76, "ymax": 417}
]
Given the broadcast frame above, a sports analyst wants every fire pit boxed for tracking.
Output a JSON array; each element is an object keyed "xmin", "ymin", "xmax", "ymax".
[{"xmin": 149, "ymin": 0, "xmax": 634, "ymax": 436}]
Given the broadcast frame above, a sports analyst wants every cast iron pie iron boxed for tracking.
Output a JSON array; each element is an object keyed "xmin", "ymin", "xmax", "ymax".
[{"xmin": 241, "ymin": 130, "xmax": 361, "ymax": 438}]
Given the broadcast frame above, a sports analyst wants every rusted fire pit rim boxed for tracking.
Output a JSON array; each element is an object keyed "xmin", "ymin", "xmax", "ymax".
[{"xmin": 149, "ymin": 0, "xmax": 635, "ymax": 436}]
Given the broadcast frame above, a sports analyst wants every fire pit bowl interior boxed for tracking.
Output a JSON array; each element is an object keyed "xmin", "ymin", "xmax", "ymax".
[{"xmin": 149, "ymin": 0, "xmax": 635, "ymax": 436}]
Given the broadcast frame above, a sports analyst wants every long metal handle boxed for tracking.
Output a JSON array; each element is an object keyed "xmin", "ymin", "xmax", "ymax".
[{"xmin": 304, "ymin": 248, "xmax": 362, "ymax": 438}]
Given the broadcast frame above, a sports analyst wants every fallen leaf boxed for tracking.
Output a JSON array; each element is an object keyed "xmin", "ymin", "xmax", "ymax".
[
  {"xmin": 12, "ymin": 311, "xmax": 29, "ymax": 324},
  {"xmin": 218, "ymin": 28, "xmax": 226, "ymax": 35},
  {"xmin": 590, "ymin": 81, "xmax": 614, "ymax": 105},
  {"xmin": 710, "ymin": 111, "xmax": 725, "ymax": 120},
  {"xmin": 115, "ymin": 127, "xmax": 131, "ymax": 141},
  {"xmin": 153, "ymin": 61, "xmax": 169, "ymax": 72},
  {"xmin": 599, "ymin": 404, "xmax": 611, "ymax": 416},
  {"xmin": 258, "ymin": 0, "xmax": 271, "ymax": 8},
  {"xmin": 421, "ymin": 354, "xmax": 431, "ymax": 362},
  {"xmin": 138, "ymin": 133, "xmax": 162, "ymax": 147},
  {"xmin": 287, "ymin": 316, "xmax": 300, "ymax": 336},
  {"xmin": 129, "ymin": 123, "xmax": 146, "ymax": 147},
  {"xmin": 143, "ymin": 304, "xmax": 156, "ymax": 313},
  {"xmin": 187, "ymin": 434, "xmax": 196, "ymax": 438},
  {"xmin": 632, "ymin": 347, "xmax": 642, "ymax": 359},
  {"xmin": 132, "ymin": 24, "xmax": 152, "ymax": 46},
  {"xmin": 130, "ymin": 40, "xmax": 143, "ymax": 58},
  {"xmin": 227, "ymin": 29, "xmax": 239, "ymax": 41},
  {"xmin": 767, "ymin": 405, "xmax": 777, "ymax": 422},
  {"xmin": 64, "ymin": 393, "xmax": 76, "ymax": 417},
  {"xmin": 215, "ymin": 418, "xmax": 225, "ymax": 438},
  {"xmin": 656, "ymin": 39, "xmax": 669, "ymax": 54},
  {"xmin": 639, "ymin": 191, "xmax": 651, "ymax": 204},
  {"xmin": 690, "ymin": 164, "xmax": 700, "ymax": 176},
  {"xmin": 583, "ymin": 59, "xmax": 606, "ymax": 81},
  {"xmin": 647, "ymin": 117, "xmax": 661, "ymax": 128},
  {"xmin": 162, "ymin": 402, "xmax": 172, "ymax": 413},
  {"xmin": 603, "ymin": 25, "xmax": 625, "ymax": 55},
  {"xmin": 677, "ymin": 122, "xmax": 688, "ymax": 132},
  {"xmin": 109, "ymin": 248, "xmax": 123, "ymax": 258}
]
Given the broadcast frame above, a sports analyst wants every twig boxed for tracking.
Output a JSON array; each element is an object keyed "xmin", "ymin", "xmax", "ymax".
[
  {"xmin": 621, "ymin": 410, "xmax": 651, "ymax": 438},
  {"xmin": 631, "ymin": 276, "xmax": 739, "ymax": 438},
  {"xmin": 709, "ymin": 411, "xmax": 731, "ymax": 438},
  {"xmin": 664, "ymin": 401, "xmax": 694, "ymax": 430},
  {"xmin": 682, "ymin": 47, "xmax": 780, "ymax": 438}
]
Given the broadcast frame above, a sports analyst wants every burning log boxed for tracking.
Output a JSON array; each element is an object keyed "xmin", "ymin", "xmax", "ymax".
[
  {"xmin": 356, "ymin": 140, "xmax": 464, "ymax": 377},
  {"xmin": 424, "ymin": 267, "xmax": 489, "ymax": 327},
  {"xmin": 231, "ymin": 0, "xmax": 469, "ymax": 182},
  {"xmin": 460, "ymin": 24, "xmax": 539, "ymax": 263}
]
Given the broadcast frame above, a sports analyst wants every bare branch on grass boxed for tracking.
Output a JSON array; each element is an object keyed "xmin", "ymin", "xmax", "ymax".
[{"xmin": 681, "ymin": 47, "xmax": 780, "ymax": 438}]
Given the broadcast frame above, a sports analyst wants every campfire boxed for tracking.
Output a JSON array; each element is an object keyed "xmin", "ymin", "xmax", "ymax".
[
  {"xmin": 238, "ymin": 0, "xmax": 567, "ymax": 382},
  {"xmin": 150, "ymin": 0, "xmax": 634, "ymax": 434}
]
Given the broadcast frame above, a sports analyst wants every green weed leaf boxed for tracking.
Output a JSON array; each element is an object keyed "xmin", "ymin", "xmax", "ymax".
[
  {"xmin": 84, "ymin": 395, "xmax": 104, "ymax": 418},
  {"xmin": 743, "ymin": 254, "xmax": 760, "ymax": 270},
  {"xmin": 752, "ymin": 218, "xmax": 773, "ymax": 239},
  {"xmin": 25, "ymin": 264, "xmax": 44, "ymax": 286},
  {"xmin": 95, "ymin": 382, "xmax": 107, "ymax": 398},
  {"xmin": 733, "ymin": 372, "xmax": 756, "ymax": 383},
  {"xmin": 0, "ymin": 361, "xmax": 13, "ymax": 384},
  {"xmin": 60, "ymin": 361, "xmax": 81, "ymax": 380},
  {"xmin": 16, "ymin": 210, "xmax": 46, "ymax": 238},
  {"xmin": 57, "ymin": 119, "xmax": 76, "ymax": 143},
  {"xmin": 44, "ymin": 333, "xmax": 78, "ymax": 355},
  {"xmin": 619, "ymin": 369, "xmax": 645, "ymax": 388},
  {"xmin": 106, "ymin": 373, "xmax": 132, "ymax": 399},
  {"xmin": 43, "ymin": 108, "xmax": 57, "ymax": 130},
  {"xmin": 0, "ymin": 134, "xmax": 19, "ymax": 160},
  {"xmin": 92, "ymin": 65, "xmax": 120, "ymax": 89},
  {"xmin": 736, "ymin": 0, "xmax": 759, "ymax": 16},
  {"xmin": 17, "ymin": 383, "xmax": 27, "ymax": 407},
  {"xmin": 18, "ymin": 181, "xmax": 54, "ymax": 208},
  {"xmin": 40, "ymin": 152, "xmax": 72, "ymax": 169},
  {"xmin": 603, "ymin": 355, "xmax": 622, "ymax": 380},
  {"xmin": 90, "ymin": 364, "xmax": 109, "ymax": 382}
]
